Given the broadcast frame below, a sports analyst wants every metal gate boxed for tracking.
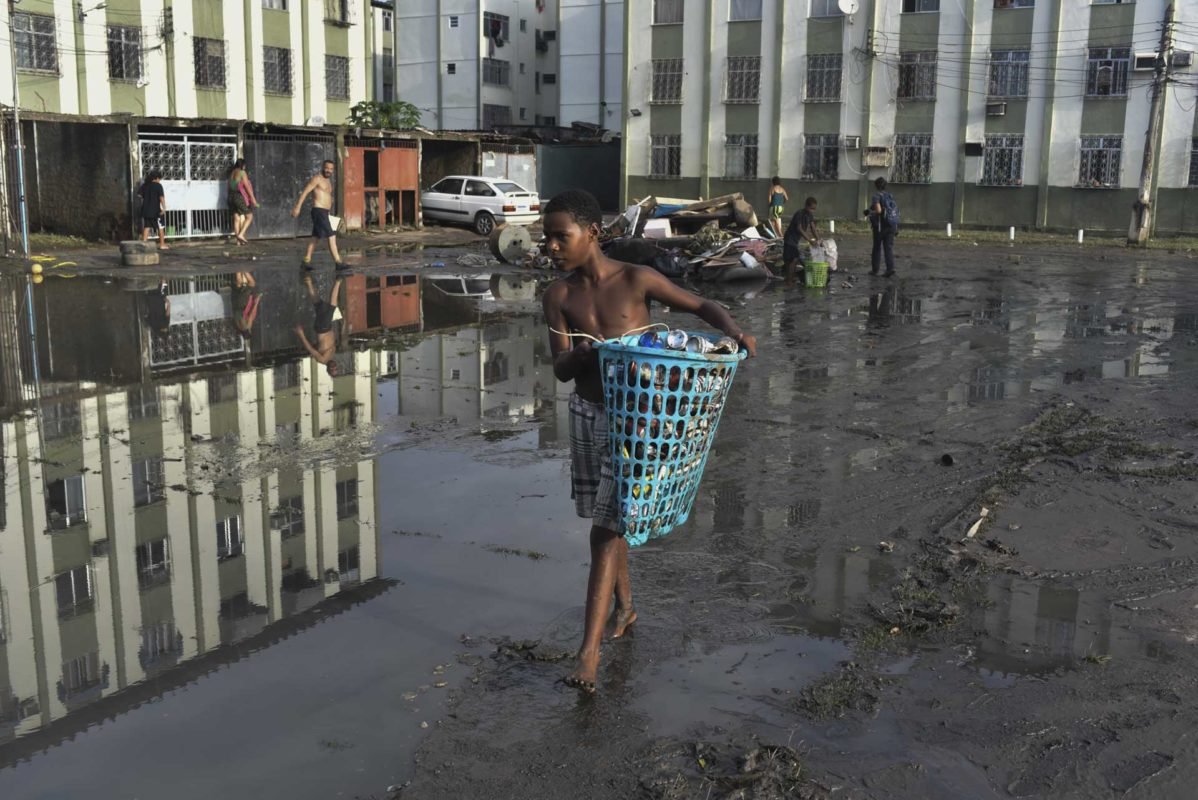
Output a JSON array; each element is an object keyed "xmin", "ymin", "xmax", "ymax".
[
  {"xmin": 149, "ymin": 275, "xmax": 245, "ymax": 368},
  {"xmin": 137, "ymin": 133, "xmax": 237, "ymax": 239}
]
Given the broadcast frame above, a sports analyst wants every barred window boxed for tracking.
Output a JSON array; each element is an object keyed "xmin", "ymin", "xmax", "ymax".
[
  {"xmin": 650, "ymin": 59, "xmax": 684, "ymax": 104},
  {"xmin": 136, "ymin": 538, "xmax": 170, "ymax": 588},
  {"xmin": 894, "ymin": 133, "xmax": 933, "ymax": 183},
  {"xmin": 994, "ymin": 0, "xmax": 1035, "ymax": 7},
  {"xmin": 980, "ymin": 134, "xmax": 1024, "ymax": 186},
  {"xmin": 107, "ymin": 26, "xmax": 142, "ymax": 81},
  {"xmin": 1086, "ymin": 47, "xmax": 1130, "ymax": 97},
  {"xmin": 1190, "ymin": 138, "xmax": 1198, "ymax": 187},
  {"xmin": 483, "ymin": 58, "xmax": 511, "ymax": 86},
  {"xmin": 484, "ymin": 12, "xmax": 510, "ymax": 41},
  {"xmin": 724, "ymin": 134, "xmax": 758, "ymax": 179},
  {"xmin": 650, "ymin": 134, "xmax": 682, "ymax": 179},
  {"xmin": 989, "ymin": 50, "xmax": 1029, "ymax": 98},
  {"xmin": 325, "ymin": 54, "xmax": 349, "ymax": 100},
  {"xmin": 654, "ymin": 0, "xmax": 684, "ymax": 24},
  {"xmin": 264, "ymin": 46, "xmax": 293, "ymax": 95},
  {"xmin": 730, "ymin": 0, "xmax": 762, "ymax": 20},
  {"xmin": 810, "ymin": 0, "xmax": 845, "ymax": 16},
  {"xmin": 806, "ymin": 54, "xmax": 842, "ymax": 101},
  {"xmin": 898, "ymin": 52, "xmax": 937, "ymax": 100},
  {"xmin": 14, "ymin": 13, "xmax": 59, "ymax": 74},
  {"xmin": 724, "ymin": 56, "xmax": 761, "ymax": 103},
  {"xmin": 263, "ymin": 0, "xmax": 288, "ymax": 9},
  {"xmin": 903, "ymin": 0, "xmax": 940, "ymax": 10},
  {"xmin": 802, "ymin": 134, "xmax": 839, "ymax": 181},
  {"xmin": 1078, "ymin": 135, "xmax": 1121, "ymax": 187},
  {"xmin": 336, "ymin": 479, "xmax": 359, "ymax": 519},
  {"xmin": 482, "ymin": 103, "xmax": 512, "ymax": 128},
  {"xmin": 133, "ymin": 457, "xmax": 165, "ymax": 507},
  {"xmin": 193, "ymin": 37, "xmax": 227, "ymax": 89}
]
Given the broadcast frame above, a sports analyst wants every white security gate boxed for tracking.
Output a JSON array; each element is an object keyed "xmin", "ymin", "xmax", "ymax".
[
  {"xmin": 137, "ymin": 133, "xmax": 237, "ymax": 239},
  {"xmin": 149, "ymin": 275, "xmax": 245, "ymax": 368}
]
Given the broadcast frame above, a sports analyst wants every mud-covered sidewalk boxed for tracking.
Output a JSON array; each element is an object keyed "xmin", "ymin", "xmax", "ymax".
[{"xmin": 393, "ymin": 242, "xmax": 1198, "ymax": 799}]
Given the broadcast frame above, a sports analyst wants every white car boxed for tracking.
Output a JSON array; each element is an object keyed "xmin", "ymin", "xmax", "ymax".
[{"xmin": 421, "ymin": 175, "xmax": 541, "ymax": 235}]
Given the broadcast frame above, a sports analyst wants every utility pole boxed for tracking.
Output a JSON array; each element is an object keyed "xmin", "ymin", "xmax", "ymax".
[
  {"xmin": 7, "ymin": 0, "xmax": 31, "ymax": 257},
  {"xmin": 1129, "ymin": 3, "xmax": 1175, "ymax": 246}
]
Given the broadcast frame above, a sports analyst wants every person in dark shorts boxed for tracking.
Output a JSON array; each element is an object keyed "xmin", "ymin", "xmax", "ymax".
[
  {"xmin": 291, "ymin": 160, "xmax": 344, "ymax": 270},
  {"xmin": 231, "ymin": 272, "xmax": 262, "ymax": 340},
  {"xmin": 227, "ymin": 159, "xmax": 259, "ymax": 245},
  {"xmin": 138, "ymin": 171, "xmax": 169, "ymax": 250},
  {"xmin": 868, "ymin": 177, "xmax": 899, "ymax": 278},
  {"xmin": 294, "ymin": 275, "xmax": 342, "ymax": 375},
  {"xmin": 782, "ymin": 197, "xmax": 821, "ymax": 284}
]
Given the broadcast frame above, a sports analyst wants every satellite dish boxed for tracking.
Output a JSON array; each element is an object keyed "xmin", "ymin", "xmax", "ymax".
[
  {"xmin": 306, "ymin": 115, "xmax": 326, "ymax": 127},
  {"xmin": 838, "ymin": 0, "xmax": 859, "ymax": 14}
]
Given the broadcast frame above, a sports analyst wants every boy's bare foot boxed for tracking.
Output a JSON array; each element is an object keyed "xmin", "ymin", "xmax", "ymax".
[
  {"xmin": 611, "ymin": 606, "xmax": 637, "ymax": 638},
  {"xmin": 565, "ymin": 647, "xmax": 599, "ymax": 695}
]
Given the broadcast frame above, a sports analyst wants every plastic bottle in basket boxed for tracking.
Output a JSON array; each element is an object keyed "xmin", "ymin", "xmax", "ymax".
[{"xmin": 666, "ymin": 329, "xmax": 689, "ymax": 350}]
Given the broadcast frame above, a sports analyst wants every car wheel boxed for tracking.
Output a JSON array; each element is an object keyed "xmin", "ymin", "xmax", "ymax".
[{"xmin": 474, "ymin": 211, "xmax": 496, "ymax": 236}]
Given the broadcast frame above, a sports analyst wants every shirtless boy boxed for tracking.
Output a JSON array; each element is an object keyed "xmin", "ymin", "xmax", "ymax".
[
  {"xmin": 542, "ymin": 189, "xmax": 758, "ymax": 694},
  {"xmin": 294, "ymin": 276, "xmax": 342, "ymax": 376},
  {"xmin": 291, "ymin": 159, "xmax": 344, "ymax": 270}
]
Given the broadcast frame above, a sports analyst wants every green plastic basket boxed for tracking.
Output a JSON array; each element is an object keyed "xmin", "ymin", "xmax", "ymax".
[{"xmin": 805, "ymin": 261, "xmax": 829, "ymax": 288}]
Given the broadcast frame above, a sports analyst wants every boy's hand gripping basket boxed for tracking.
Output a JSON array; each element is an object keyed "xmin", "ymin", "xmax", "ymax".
[{"xmin": 596, "ymin": 332, "xmax": 747, "ymax": 546}]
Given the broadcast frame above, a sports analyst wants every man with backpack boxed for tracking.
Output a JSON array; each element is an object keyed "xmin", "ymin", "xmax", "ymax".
[{"xmin": 868, "ymin": 177, "xmax": 899, "ymax": 277}]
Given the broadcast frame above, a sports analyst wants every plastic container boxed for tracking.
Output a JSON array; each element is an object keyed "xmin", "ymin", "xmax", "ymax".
[
  {"xmin": 595, "ymin": 332, "xmax": 747, "ymax": 546},
  {"xmin": 805, "ymin": 261, "xmax": 829, "ymax": 288}
]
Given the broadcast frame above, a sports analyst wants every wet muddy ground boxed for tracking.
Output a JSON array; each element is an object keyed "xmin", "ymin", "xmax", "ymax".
[{"xmin": 2, "ymin": 235, "xmax": 1198, "ymax": 798}]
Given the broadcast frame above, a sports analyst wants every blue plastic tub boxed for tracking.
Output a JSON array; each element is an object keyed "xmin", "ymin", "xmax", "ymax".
[{"xmin": 595, "ymin": 332, "xmax": 747, "ymax": 546}]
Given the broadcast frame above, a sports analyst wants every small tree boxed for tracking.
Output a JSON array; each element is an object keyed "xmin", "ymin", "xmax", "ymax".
[{"xmin": 347, "ymin": 100, "xmax": 423, "ymax": 130}]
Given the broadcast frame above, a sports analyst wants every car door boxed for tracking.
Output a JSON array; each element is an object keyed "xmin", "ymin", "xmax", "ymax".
[
  {"xmin": 422, "ymin": 178, "xmax": 463, "ymax": 221},
  {"xmin": 463, "ymin": 179, "xmax": 498, "ymax": 219}
]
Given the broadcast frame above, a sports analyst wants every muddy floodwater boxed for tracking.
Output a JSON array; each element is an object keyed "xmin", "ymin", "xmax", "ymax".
[{"xmin": 2, "ymin": 240, "xmax": 1198, "ymax": 799}]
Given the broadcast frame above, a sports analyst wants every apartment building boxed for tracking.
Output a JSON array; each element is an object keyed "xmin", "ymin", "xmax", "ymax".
[
  {"xmin": 396, "ymin": 0, "xmax": 623, "ymax": 131},
  {"xmin": 624, "ymin": 0, "xmax": 1198, "ymax": 233},
  {"xmin": 0, "ymin": 0, "xmax": 376, "ymax": 126}
]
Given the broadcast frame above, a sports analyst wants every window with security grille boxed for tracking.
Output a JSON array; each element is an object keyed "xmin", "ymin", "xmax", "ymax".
[
  {"xmin": 133, "ymin": 457, "xmax": 165, "ymax": 507},
  {"xmin": 216, "ymin": 515, "xmax": 244, "ymax": 559},
  {"xmin": 980, "ymin": 134, "xmax": 1024, "ymax": 186},
  {"xmin": 140, "ymin": 621, "xmax": 182, "ymax": 667},
  {"xmin": 1086, "ymin": 47, "xmax": 1129, "ymax": 97},
  {"xmin": 810, "ymin": 0, "xmax": 844, "ymax": 15},
  {"xmin": 61, "ymin": 652, "xmax": 102, "ymax": 697},
  {"xmin": 336, "ymin": 479, "xmax": 359, "ymax": 519},
  {"xmin": 651, "ymin": 59, "xmax": 684, "ymax": 103},
  {"xmin": 136, "ymin": 538, "xmax": 170, "ymax": 588},
  {"xmin": 263, "ymin": 0, "xmax": 288, "ymax": 9},
  {"xmin": 725, "ymin": 56, "xmax": 761, "ymax": 103},
  {"xmin": 802, "ymin": 134, "xmax": 840, "ymax": 181},
  {"xmin": 264, "ymin": 46, "xmax": 293, "ymax": 95},
  {"xmin": 1078, "ymin": 135, "xmax": 1122, "ymax": 187},
  {"xmin": 55, "ymin": 565, "xmax": 93, "ymax": 618},
  {"xmin": 14, "ymin": 13, "xmax": 58, "ymax": 74},
  {"xmin": 273, "ymin": 362, "xmax": 302, "ymax": 391},
  {"xmin": 127, "ymin": 386, "xmax": 160, "ymax": 420},
  {"xmin": 208, "ymin": 374, "xmax": 238, "ymax": 404},
  {"xmin": 47, "ymin": 475, "xmax": 86, "ymax": 530},
  {"xmin": 994, "ymin": 0, "xmax": 1035, "ymax": 7},
  {"xmin": 724, "ymin": 134, "xmax": 758, "ymax": 179},
  {"xmin": 893, "ymin": 133, "xmax": 933, "ymax": 183},
  {"xmin": 325, "ymin": 55, "xmax": 349, "ymax": 100},
  {"xmin": 107, "ymin": 26, "xmax": 142, "ymax": 81},
  {"xmin": 271, "ymin": 495, "xmax": 305, "ymax": 538},
  {"xmin": 483, "ymin": 58, "xmax": 510, "ymax": 86},
  {"xmin": 193, "ymin": 37, "xmax": 227, "ymax": 89},
  {"xmin": 903, "ymin": 0, "xmax": 939, "ymax": 10},
  {"xmin": 482, "ymin": 103, "xmax": 512, "ymax": 128},
  {"xmin": 730, "ymin": 0, "xmax": 763, "ymax": 20},
  {"xmin": 989, "ymin": 50, "xmax": 1029, "ymax": 97},
  {"xmin": 1190, "ymin": 138, "xmax": 1198, "ymax": 187},
  {"xmin": 650, "ymin": 134, "xmax": 682, "ymax": 179},
  {"xmin": 338, "ymin": 546, "xmax": 361, "ymax": 581},
  {"xmin": 484, "ymin": 11, "xmax": 511, "ymax": 41},
  {"xmin": 654, "ymin": 0, "xmax": 684, "ymax": 24},
  {"xmin": 806, "ymin": 54, "xmax": 842, "ymax": 101},
  {"xmin": 43, "ymin": 399, "xmax": 82, "ymax": 440},
  {"xmin": 898, "ymin": 52, "xmax": 937, "ymax": 100}
]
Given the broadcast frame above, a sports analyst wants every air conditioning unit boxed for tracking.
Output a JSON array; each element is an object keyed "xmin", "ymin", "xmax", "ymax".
[
  {"xmin": 986, "ymin": 101, "xmax": 1007, "ymax": 117},
  {"xmin": 842, "ymin": 135, "xmax": 862, "ymax": 150},
  {"xmin": 1133, "ymin": 52, "xmax": 1159, "ymax": 71},
  {"xmin": 1172, "ymin": 51, "xmax": 1194, "ymax": 68},
  {"xmin": 862, "ymin": 146, "xmax": 891, "ymax": 167}
]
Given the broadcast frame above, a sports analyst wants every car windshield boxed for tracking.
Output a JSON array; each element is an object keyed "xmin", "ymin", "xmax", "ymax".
[{"xmin": 494, "ymin": 182, "xmax": 527, "ymax": 194}]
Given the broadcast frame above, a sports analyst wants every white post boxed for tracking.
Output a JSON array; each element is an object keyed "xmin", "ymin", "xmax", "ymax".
[
  {"xmin": 1009, "ymin": 226, "xmax": 1015, "ymax": 241},
  {"xmin": 1077, "ymin": 229, "xmax": 1084, "ymax": 244},
  {"xmin": 946, "ymin": 223, "xmax": 952, "ymax": 238},
  {"xmin": 829, "ymin": 219, "xmax": 835, "ymax": 234}
]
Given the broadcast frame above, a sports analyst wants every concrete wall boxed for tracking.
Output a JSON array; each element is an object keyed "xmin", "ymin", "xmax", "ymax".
[{"xmin": 537, "ymin": 142, "xmax": 620, "ymax": 209}]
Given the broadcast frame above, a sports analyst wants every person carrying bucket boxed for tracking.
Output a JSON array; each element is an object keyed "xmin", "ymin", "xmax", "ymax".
[
  {"xmin": 541, "ymin": 189, "xmax": 757, "ymax": 695},
  {"xmin": 782, "ymin": 196, "xmax": 822, "ymax": 284}
]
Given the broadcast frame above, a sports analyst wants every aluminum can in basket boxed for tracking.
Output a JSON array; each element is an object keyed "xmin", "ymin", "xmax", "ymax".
[
  {"xmin": 685, "ymin": 336, "xmax": 715, "ymax": 354},
  {"xmin": 666, "ymin": 329, "xmax": 689, "ymax": 350}
]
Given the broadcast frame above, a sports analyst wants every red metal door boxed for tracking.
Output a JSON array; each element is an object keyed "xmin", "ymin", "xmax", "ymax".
[
  {"xmin": 343, "ymin": 148, "xmax": 365, "ymax": 231},
  {"xmin": 381, "ymin": 274, "xmax": 420, "ymax": 329}
]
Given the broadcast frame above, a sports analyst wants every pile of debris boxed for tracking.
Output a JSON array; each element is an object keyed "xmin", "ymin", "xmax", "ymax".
[{"xmin": 602, "ymin": 194, "xmax": 783, "ymax": 283}]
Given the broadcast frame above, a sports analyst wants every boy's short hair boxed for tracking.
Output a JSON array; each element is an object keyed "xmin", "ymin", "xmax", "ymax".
[
  {"xmin": 544, "ymin": 189, "xmax": 603, "ymax": 229},
  {"xmin": 771, "ymin": 175, "xmax": 782, "ymax": 184},
  {"xmin": 805, "ymin": 196, "xmax": 817, "ymax": 207},
  {"xmin": 875, "ymin": 177, "xmax": 888, "ymax": 190},
  {"xmin": 148, "ymin": 170, "xmax": 162, "ymax": 182}
]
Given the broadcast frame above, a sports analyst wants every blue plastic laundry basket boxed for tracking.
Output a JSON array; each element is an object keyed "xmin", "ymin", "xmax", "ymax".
[{"xmin": 596, "ymin": 332, "xmax": 747, "ymax": 547}]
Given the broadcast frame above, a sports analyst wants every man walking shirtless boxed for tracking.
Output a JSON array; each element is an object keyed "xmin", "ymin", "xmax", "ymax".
[
  {"xmin": 542, "ymin": 189, "xmax": 757, "ymax": 694},
  {"xmin": 291, "ymin": 159, "xmax": 344, "ymax": 270},
  {"xmin": 294, "ymin": 275, "xmax": 342, "ymax": 376}
]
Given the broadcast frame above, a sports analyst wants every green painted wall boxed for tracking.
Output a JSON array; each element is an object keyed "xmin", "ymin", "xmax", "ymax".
[
  {"xmin": 1154, "ymin": 188, "xmax": 1198, "ymax": 234},
  {"xmin": 651, "ymin": 25, "xmax": 684, "ymax": 59},
  {"xmin": 990, "ymin": 4, "xmax": 1035, "ymax": 42},
  {"xmin": 1080, "ymin": 100, "xmax": 1127, "ymax": 134},
  {"xmin": 726, "ymin": 21, "xmax": 761, "ymax": 57},
  {"xmin": 894, "ymin": 104, "xmax": 935, "ymax": 133},
  {"xmin": 59, "ymin": 613, "xmax": 99, "ymax": 664},
  {"xmin": 806, "ymin": 19, "xmax": 843, "ymax": 55},
  {"xmin": 985, "ymin": 101, "xmax": 1028, "ymax": 135},
  {"xmin": 262, "ymin": 7, "xmax": 292, "ymax": 47},
  {"xmin": 135, "ymin": 504, "xmax": 169, "ymax": 545},
  {"xmin": 724, "ymin": 105, "xmax": 758, "ymax": 133},
  {"xmin": 1044, "ymin": 186, "xmax": 1137, "ymax": 231},
  {"xmin": 14, "ymin": 0, "xmax": 61, "ymax": 112},
  {"xmin": 899, "ymin": 9, "xmax": 939, "ymax": 47},
  {"xmin": 887, "ymin": 183, "xmax": 954, "ymax": 225},
  {"xmin": 650, "ymin": 104, "xmax": 681, "ymax": 134},
  {"xmin": 139, "ymin": 583, "xmax": 174, "ymax": 627},
  {"xmin": 627, "ymin": 176, "xmax": 701, "ymax": 202},
  {"xmin": 804, "ymin": 104, "xmax": 839, "ymax": 133},
  {"xmin": 1089, "ymin": 4, "xmax": 1138, "ymax": 46},
  {"xmin": 51, "ymin": 527, "xmax": 92, "ymax": 574},
  {"xmin": 962, "ymin": 186, "xmax": 1038, "ymax": 227},
  {"xmin": 192, "ymin": 0, "xmax": 227, "ymax": 117}
]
